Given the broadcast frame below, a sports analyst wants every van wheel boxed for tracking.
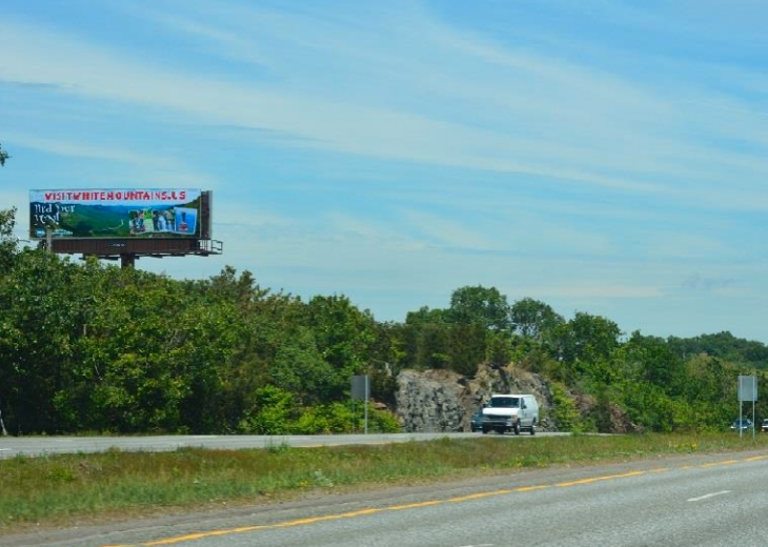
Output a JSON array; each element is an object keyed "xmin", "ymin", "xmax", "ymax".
[
  {"xmin": 530, "ymin": 423, "xmax": 536, "ymax": 436},
  {"xmin": 513, "ymin": 422, "xmax": 520, "ymax": 435},
  {"xmin": 482, "ymin": 427, "xmax": 489, "ymax": 435}
]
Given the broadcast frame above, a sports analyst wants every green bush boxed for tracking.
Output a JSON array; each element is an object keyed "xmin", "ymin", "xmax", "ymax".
[
  {"xmin": 549, "ymin": 383, "xmax": 584, "ymax": 432},
  {"xmin": 294, "ymin": 403, "xmax": 355, "ymax": 434},
  {"xmin": 238, "ymin": 391, "xmax": 402, "ymax": 435},
  {"xmin": 237, "ymin": 386, "xmax": 294, "ymax": 434}
]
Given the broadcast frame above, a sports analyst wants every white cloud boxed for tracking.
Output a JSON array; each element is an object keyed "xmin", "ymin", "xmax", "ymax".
[
  {"xmin": 7, "ymin": 133, "xmax": 172, "ymax": 166},
  {"xmin": 524, "ymin": 284, "xmax": 663, "ymax": 299},
  {"xmin": 398, "ymin": 209, "xmax": 492, "ymax": 250},
  {"xmin": 2, "ymin": 9, "xmax": 761, "ymax": 208}
]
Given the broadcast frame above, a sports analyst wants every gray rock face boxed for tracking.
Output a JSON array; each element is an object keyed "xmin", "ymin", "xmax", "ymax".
[
  {"xmin": 395, "ymin": 363, "xmax": 554, "ymax": 433},
  {"xmin": 395, "ymin": 369, "xmax": 467, "ymax": 433}
]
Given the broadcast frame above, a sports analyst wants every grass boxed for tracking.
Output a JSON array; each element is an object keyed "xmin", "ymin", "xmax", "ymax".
[{"xmin": 1, "ymin": 432, "xmax": 767, "ymax": 534}]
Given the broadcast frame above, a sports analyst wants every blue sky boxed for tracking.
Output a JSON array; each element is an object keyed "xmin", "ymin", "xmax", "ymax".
[{"xmin": 2, "ymin": 0, "xmax": 768, "ymax": 342}]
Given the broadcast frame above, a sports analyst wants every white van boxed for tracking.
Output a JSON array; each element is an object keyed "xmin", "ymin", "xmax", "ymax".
[{"xmin": 481, "ymin": 394, "xmax": 540, "ymax": 435}]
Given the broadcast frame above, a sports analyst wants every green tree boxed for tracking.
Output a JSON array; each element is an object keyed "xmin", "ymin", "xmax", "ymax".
[
  {"xmin": 555, "ymin": 312, "xmax": 620, "ymax": 369},
  {"xmin": 237, "ymin": 385, "xmax": 295, "ymax": 434},
  {"xmin": 405, "ymin": 306, "xmax": 447, "ymax": 327},
  {"xmin": 449, "ymin": 323, "xmax": 486, "ymax": 376},
  {"xmin": 83, "ymin": 269, "xmax": 198, "ymax": 432},
  {"xmin": 447, "ymin": 285, "xmax": 511, "ymax": 331},
  {"xmin": 682, "ymin": 354, "xmax": 734, "ymax": 407},
  {"xmin": 510, "ymin": 297, "xmax": 564, "ymax": 341},
  {"xmin": 624, "ymin": 331, "xmax": 685, "ymax": 395},
  {"xmin": 194, "ymin": 267, "xmax": 302, "ymax": 431},
  {"xmin": 548, "ymin": 383, "xmax": 584, "ymax": 432},
  {"xmin": 402, "ymin": 306, "xmax": 448, "ymax": 369},
  {"xmin": 367, "ymin": 321, "xmax": 408, "ymax": 405},
  {"xmin": 668, "ymin": 332, "xmax": 768, "ymax": 369},
  {"xmin": 171, "ymin": 297, "xmax": 237, "ymax": 433},
  {"xmin": 547, "ymin": 312, "xmax": 622, "ymax": 386},
  {"xmin": 620, "ymin": 380, "xmax": 675, "ymax": 432},
  {"xmin": 486, "ymin": 330, "xmax": 512, "ymax": 368},
  {"xmin": 0, "ymin": 143, "xmax": 9, "ymax": 167},
  {"xmin": 304, "ymin": 295, "xmax": 377, "ymax": 398},
  {"xmin": 0, "ymin": 249, "xmax": 94, "ymax": 433},
  {"xmin": 415, "ymin": 323, "xmax": 451, "ymax": 369},
  {"xmin": 269, "ymin": 327, "xmax": 338, "ymax": 405},
  {"xmin": 0, "ymin": 207, "xmax": 18, "ymax": 274}
]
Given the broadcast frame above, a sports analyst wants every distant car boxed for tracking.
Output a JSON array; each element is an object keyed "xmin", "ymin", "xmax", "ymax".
[
  {"xmin": 730, "ymin": 419, "xmax": 753, "ymax": 432},
  {"xmin": 470, "ymin": 409, "xmax": 484, "ymax": 432},
  {"xmin": 762, "ymin": 419, "xmax": 768, "ymax": 433}
]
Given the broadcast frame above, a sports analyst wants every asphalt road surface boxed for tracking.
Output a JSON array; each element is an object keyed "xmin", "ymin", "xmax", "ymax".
[{"xmin": 3, "ymin": 447, "xmax": 767, "ymax": 547}]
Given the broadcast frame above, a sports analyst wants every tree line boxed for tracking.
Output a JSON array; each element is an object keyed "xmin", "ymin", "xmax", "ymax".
[{"xmin": 0, "ymin": 206, "xmax": 765, "ymax": 435}]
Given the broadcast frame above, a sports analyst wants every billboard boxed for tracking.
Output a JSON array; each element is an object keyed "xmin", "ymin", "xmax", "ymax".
[{"xmin": 29, "ymin": 189, "xmax": 202, "ymax": 239}]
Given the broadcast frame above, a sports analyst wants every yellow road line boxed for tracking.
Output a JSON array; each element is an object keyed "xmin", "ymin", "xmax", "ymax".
[
  {"xmin": 388, "ymin": 500, "xmax": 442, "ymax": 510},
  {"xmin": 515, "ymin": 485, "xmax": 551, "ymax": 492},
  {"xmin": 447, "ymin": 490, "xmax": 512, "ymax": 502},
  {"xmin": 555, "ymin": 470, "xmax": 645, "ymax": 487},
  {"xmin": 700, "ymin": 459, "xmax": 739, "ymax": 468},
  {"xmin": 98, "ymin": 452, "xmax": 768, "ymax": 547}
]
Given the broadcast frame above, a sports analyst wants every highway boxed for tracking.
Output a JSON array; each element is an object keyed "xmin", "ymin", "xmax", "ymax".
[{"xmin": 3, "ymin": 447, "xmax": 767, "ymax": 547}]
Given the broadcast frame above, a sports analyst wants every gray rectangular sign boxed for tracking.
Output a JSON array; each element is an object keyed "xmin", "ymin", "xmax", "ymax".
[
  {"xmin": 351, "ymin": 375, "xmax": 370, "ymax": 401},
  {"xmin": 738, "ymin": 375, "xmax": 757, "ymax": 402}
]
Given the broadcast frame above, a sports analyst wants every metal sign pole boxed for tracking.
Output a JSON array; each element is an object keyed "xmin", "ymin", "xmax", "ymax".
[
  {"xmin": 0, "ymin": 397, "xmax": 7, "ymax": 436},
  {"xmin": 351, "ymin": 375, "xmax": 370, "ymax": 435},
  {"xmin": 740, "ymin": 401, "xmax": 743, "ymax": 438},
  {"xmin": 364, "ymin": 375, "xmax": 369, "ymax": 435},
  {"xmin": 754, "ymin": 371, "xmax": 757, "ymax": 441}
]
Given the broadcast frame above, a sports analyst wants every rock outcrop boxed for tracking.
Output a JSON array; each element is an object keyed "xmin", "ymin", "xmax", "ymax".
[{"xmin": 395, "ymin": 363, "xmax": 554, "ymax": 433}]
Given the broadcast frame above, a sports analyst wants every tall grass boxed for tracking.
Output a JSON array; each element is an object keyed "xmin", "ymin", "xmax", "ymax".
[{"xmin": 1, "ymin": 433, "xmax": 766, "ymax": 533}]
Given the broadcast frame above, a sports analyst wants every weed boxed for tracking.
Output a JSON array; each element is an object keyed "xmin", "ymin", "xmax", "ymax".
[{"xmin": 265, "ymin": 440, "xmax": 292, "ymax": 454}]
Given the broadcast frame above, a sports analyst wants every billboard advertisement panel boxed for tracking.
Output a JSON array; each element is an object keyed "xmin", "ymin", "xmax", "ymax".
[{"xmin": 29, "ymin": 189, "xmax": 202, "ymax": 239}]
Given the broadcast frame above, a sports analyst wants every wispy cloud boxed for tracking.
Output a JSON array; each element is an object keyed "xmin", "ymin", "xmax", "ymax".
[
  {"xmin": 400, "ymin": 209, "xmax": 493, "ymax": 250},
  {"xmin": 7, "ymin": 134, "xmax": 172, "ymax": 166},
  {"xmin": 525, "ymin": 284, "xmax": 663, "ymax": 299},
  {"xmin": 679, "ymin": 273, "xmax": 738, "ymax": 293},
  {"xmin": 2, "ymin": 5, "xmax": 763, "ymax": 209}
]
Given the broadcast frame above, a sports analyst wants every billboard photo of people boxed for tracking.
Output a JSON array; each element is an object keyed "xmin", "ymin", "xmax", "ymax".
[{"xmin": 173, "ymin": 207, "xmax": 198, "ymax": 235}]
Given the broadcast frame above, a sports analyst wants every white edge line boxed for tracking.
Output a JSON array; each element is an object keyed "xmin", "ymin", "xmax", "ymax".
[{"xmin": 687, "ymin": 490, "xmax": 731, "ymax": 502}]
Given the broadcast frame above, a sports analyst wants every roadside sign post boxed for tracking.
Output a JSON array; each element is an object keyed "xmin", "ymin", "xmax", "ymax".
[
  {"xmin": 0, "ymin": 397, "xmax": 7, "ymax": 436},
  {"xmin": 351, "ymin": 375, "xmax": 370, "ymax": 434},
  {"xmin": 738, "ymin": 375, "xmax": 757, "ymax": 440}
]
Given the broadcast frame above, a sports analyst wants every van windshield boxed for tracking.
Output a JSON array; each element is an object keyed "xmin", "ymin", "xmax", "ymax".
[{"xmin": 489, "ymin": 397, "xmax": 520, "ymax": 408}]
